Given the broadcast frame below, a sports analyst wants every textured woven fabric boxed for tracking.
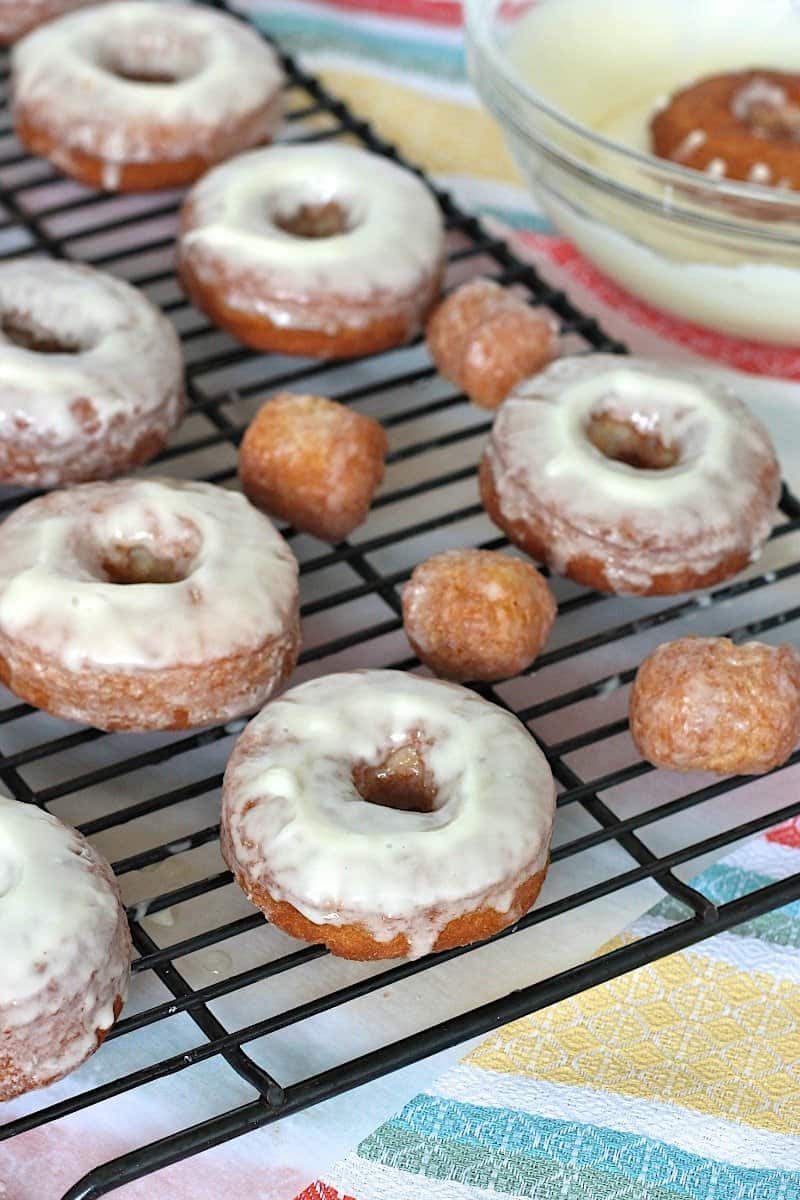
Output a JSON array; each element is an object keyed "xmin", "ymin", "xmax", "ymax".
[{"xmin": 297, "ymin": 820, "xmax": 800, "ymax": 1200}]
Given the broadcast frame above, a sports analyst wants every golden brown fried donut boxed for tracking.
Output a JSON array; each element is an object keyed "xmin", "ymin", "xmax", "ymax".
[
  {"xmin": 0, "ymin": 259, "xmax": 184, "ymax": 488},
  {"xmin": 651, "ymin": 69, "xmax": 800, "ymax": 189},
  {"xmin": 239, "ymin": 392, "xmax": 388, "ymax": 543},
  {"xmin": 630, "ymin": 637, "xmax": 800, "ymax": 775},
  {"xmin": 178, "ymin": 144, "xmax": 445, "ymax": 358},
  {"xmin": 426, "ymin": 278, "xmax": 557, "ymax": 409},
  {"xmin": 480, "ymin": 356, "xmax": 781, "ymax": 595},
  {"xmin": 221, "ymin": 670, "xmax": 555, "ymax": 960},
  {"xmin": 11, "ymin": 2, "xmax": 285, "ymax": 191},
  {"xmin": 0, "ymin": 794, "xmax": 130, "ymax": 1100},
  {"xmin": 0, "ymin": 479, "xmax": 300, "ymax": 731},
  {"xmin": 402, "ymin": 549, "xmax": 556, "ymax": 681}
]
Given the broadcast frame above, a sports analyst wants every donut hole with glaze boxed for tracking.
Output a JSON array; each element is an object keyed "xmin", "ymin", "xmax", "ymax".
[
  {"xmin": 99, "ymin": 26, "xmax": 206, "ymax": 86},
  {"xmin": 268, "ymin": 185, "xmax": 361, "ymax": 240},
  {"xmin": 85, "ymin": 520, "xmax": 203, "ymax": 586},
  {"xmin": 352, "ymin": 737, "xmax": 440, "ymax": 814},
  {"xmin": 1, "ymin": 309, "xmax": 86, "ymax": 355},
  {"xmin": 585, "ymin": 410, "xmax": 681, "ymax": 470}
]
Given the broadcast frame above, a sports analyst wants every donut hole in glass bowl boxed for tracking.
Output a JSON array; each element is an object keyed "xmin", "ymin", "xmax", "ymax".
[
  {"xmin": 585, "ymin": 410, "xmax": 680, "ymax": 470},
  {"xmin": 1, "ymin": 310, "xmax": 85, "ymax": 355},
  {"xmin": 352, "ymin": 739, "xmax": 440, "ymax": 814},
  {"xmin": 100, "ymin": 30, "xmax": 206, "ymax": 85},
  {"xmin": 95, "ymin": 525, "xmax": 203, "ymax": 586}
]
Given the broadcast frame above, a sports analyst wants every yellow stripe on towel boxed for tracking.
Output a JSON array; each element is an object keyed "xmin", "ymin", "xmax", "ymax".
[
  {"xmin": 467, "ymin": 934, "xmax": 800, "ymax": 1135},
  {"xmin": 316, "ymin": 66, "xmax": 521, "ymax": 183}
]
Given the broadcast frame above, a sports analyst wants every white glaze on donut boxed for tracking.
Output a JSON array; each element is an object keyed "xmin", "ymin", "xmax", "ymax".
[
  {"xmin": 484, "ymin": 355, "xmax": 781, "ymax": 594},
  {"xmin": 0, "ymin": 478, "xmax": 299, "ymax": 671},
  {"xmin": 221, "ymin": 670, "xmax": 555, "ymax": 959},
  {"xmin": 0, "ymin": 792, "xmax": 130, "ymax": 1095},
  {"xmin": 669, "ymin": 127, "xmax": 707, "ymax": 162},
  {"xmin": 731, "ymin": 77, "xmax": 789, "ymax": 123},
  {"xmin": 0, "ymin": 259, "xmax": 184, "ymax": 486},
  {"xmin": 178, "ymin": 144, "xmax": 445, "ymax": 333},
  {"xmin": 11, "ymin": 0, "xmax": 285, "ymax": 165}
]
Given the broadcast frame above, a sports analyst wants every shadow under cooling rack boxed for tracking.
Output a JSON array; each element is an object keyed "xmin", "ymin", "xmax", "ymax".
[{"xmin": 1, "ymin": 4, "xmax": 800, "ymax": 1198}]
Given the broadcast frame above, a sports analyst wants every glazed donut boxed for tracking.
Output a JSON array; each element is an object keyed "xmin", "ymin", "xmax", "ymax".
[
  {"xmin": 221, "ymin": 670, "xmax": 555, "ymax": 960},
  {"xmin": 651, "ymin": 70, "xmax": 800, "ymax": 190},
  {"xmin": 0, "ymin": 0, "xmax": 101, "ymax": 45},
  {"xmin": 239, "ymin": 392, "xmax": 388, "ymax": 543},
  {"xmin": 0, "ymin": 478, "xmax": 300, "ymax": 731},
  {"xmin": 0, "ymin": 792, "xmax": 130, "ymax": 1100},
  {"xmin": 480, "ymin": 355, "xmax": 781, "ymax": 596},
  {"xmin": 177, "ymin": 144, "xmax": 445, "ymax": 359},
  {"xmin": 11, "ymin": 1, "xmax": 285, "ymax": 191},
  {"xmin": 402, "ymin": 549, "xmax": 556, "ymax": 681},
  {"xmin": 0, "ymin": 259, "xmax": 184, "ymax": 488},
  {"xmin": 426, "ymin": 278, "xmax": 558, "ymax": 409},
  {"xmin": 630, "ymin": 637, "xmax": 800, "ymax": 776}
]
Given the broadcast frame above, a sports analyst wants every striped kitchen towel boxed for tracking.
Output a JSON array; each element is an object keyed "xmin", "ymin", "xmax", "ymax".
[{"xmin": 296, "ymin": 817, "xmax": 800, "ymax": 1200}]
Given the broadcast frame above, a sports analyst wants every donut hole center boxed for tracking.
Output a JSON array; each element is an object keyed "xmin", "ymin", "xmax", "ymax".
[
  {"xmin": 101, "ymin": 33, "xmax": 205, "ymax": 85},
  {"xmin": 271, "ymin": 199, "xmax": 355, "ymax": 239},
  {"xmin": 586, "ymin": 412, "xmax": 680, "ymax": 471},
  {"xmin": 1, "ymin": 311, "xmax": 84, "ymax": 354},
  {"xmin": 353, "ymin": 741, "xmax": 439, "ymax": 814},
  {"xmin": 98, "ymin": 527, "xmax": 201, "ymax": 586}
]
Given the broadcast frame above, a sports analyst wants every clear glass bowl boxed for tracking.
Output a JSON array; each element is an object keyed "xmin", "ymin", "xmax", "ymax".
[{"xmin": 464, "ymin": 0, "xmax": 800, "ymax": 345}]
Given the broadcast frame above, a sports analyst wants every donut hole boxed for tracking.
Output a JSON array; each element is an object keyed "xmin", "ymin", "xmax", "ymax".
[
  {"xmin": 271, "ymin": 199, "xmax": 355, "ymax": 239},
  {"xmin": 1, "ymin": 311, "xmax": 84, "ymax": 354},
  {"xmin": 98, "ymin": 530, "xmax": 201, "ymax": 586},
  {"xmin": 100, "ymin": 32, "xmax": 205, "ymax": 85},
  {"xmin": 353, "ymin": 741, "xmax": 439, "ymax": 813},
  {"xmin": 586, "ymin": 412, "xmax": 680, "ymax": 471}
]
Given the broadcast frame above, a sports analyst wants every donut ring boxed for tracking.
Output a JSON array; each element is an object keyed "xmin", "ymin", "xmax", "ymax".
[
  {"xmin": 221, "ymin": 670, "xmax": 555, "ymax": 960},
  {"xmin": 178, "ymin": 144, "xmax": 445, "ymax": 359},
  {"xmin": 0, "ymin": 259, "xmax": 184, "ymax": 488},
  {"xmin": 0, "ymin": 478, "xmax": 300, "ymax": 731},
  {"xmin": 651, "ymin": 70, "xmax": 800, "ymax": 189},
  {"xmin": 0, "ymin": 793, "xmax": 130, "ymax": 1100},
  {"xmin": 11, "ymin": 1, "xmax": 285, "ymax": 191},
  {"xmin": 0, "ymin": 0, "xmax": 98, "ymax": 45},
  {"xmin": 402, "ymin": 549, "xmax": 556, "ymax": 681},
  {"xmin": 630, "ymin": 637, "xmax": 800, "ymax": 776},
  {"xmin": 480, "ymin": 355, "xmax": 781, "ymax": 596}
]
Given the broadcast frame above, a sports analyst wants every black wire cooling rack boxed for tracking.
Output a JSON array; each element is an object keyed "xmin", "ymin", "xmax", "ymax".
[{"xmin": 1, "ymin": 4, "xmax": 800, "ymax": 1197}]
